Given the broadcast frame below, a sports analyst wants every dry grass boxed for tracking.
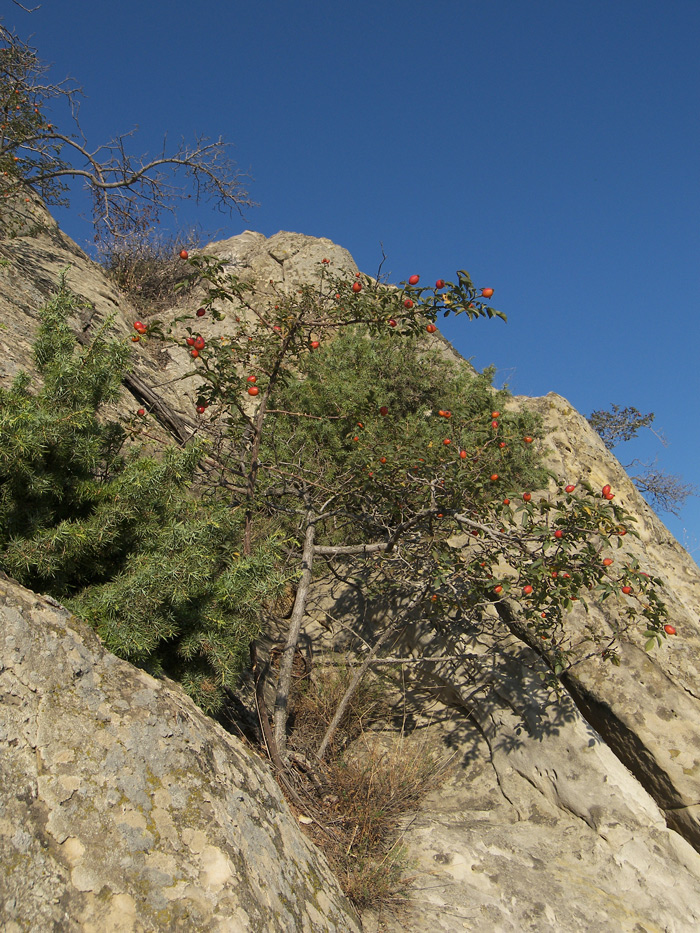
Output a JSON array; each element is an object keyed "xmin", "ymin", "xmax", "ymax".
[
  {"xmin": 286, "ymin": 665, "xmax": 451, "ymax": 914},
  {"xmin": 322, "ymin": 736, "xmax": 447, "ymax": 911},
  {"xmin": 289, "ymin": 663, "xmax": 390, "ymax": 757},
  {"xmin": 98, "ymin": 227, "xmax": 204, "ymax": 313}
]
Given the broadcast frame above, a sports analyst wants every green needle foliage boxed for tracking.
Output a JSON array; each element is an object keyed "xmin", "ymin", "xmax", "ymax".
[
  {"xmin": 0, "ymin": 281, "xmax": 286, "ymax": 713},
  {"xmin": 273, "ymin": 328, "xmax": 545, "ymax": 482},
  {"xmin": 262, "ymin": 327, "xmax": 548, "ymax": 546}
]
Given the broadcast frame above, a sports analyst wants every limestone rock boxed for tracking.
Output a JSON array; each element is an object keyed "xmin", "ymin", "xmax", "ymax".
[
  {"xmin": 0, "ymin": 194, "xmax": 130, "ymax": 389},
  {"xmin": 0, "ymin": 192, "xmax": 196, "ymax": 450},
  {"xmin": 0, "ymin": 573, "xmax": 360, "ymax": 932},
  {"xmin": 202, "ymin": 230, "xmax": 358, "ymax": 286},
  {"xmin": 309, "ymin": 573, "xmax": 700, "ymax": 932},
  {"xmin": 0, "ymin": 213, "xmax": 360, "ymax": 443},
  {"xmin": 392, "ymin": 712, "xmax": 700, "ymax": 933},
  {"xmin": 5, "ymin": 203, "xmax": 700, "ymax": 931},
  {"xmin": 518, "ymin": 393, "xmax": 700, "ymax": 848},
  {"xmin": 386, "ymin": 635, "xmax": 700, "ymax": 933}
]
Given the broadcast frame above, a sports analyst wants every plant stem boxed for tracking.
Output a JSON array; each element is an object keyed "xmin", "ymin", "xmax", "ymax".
[
  {"xmin": 316, "ymin": 587, "xmax": 426, "ymax": 761},
  {"xmin": 273, "ymin": 507, "xmax": 316, "ymax": 758}
]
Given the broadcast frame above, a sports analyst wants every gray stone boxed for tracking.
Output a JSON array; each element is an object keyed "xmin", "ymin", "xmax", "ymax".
[
  {"xmin": 385, "ymin": 642, "xmax": 700, "ymax": 932},
  {"xmin": 517, "ymin": 393, "xmax": 700, "ymax": 849},
  {"xmin": 4, "ymin": 201, "xmax": 700, "ymax": 931},
  {"xmin": 0, "ymin": 573, "xmax": 360, "ymax": 932},
  {"xmin": 396, "ymin": 720, "xmax": 700, "ymax": 933}
]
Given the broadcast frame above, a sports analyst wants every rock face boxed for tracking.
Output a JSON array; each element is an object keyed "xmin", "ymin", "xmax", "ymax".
[
  {"xmin": 313, "ymin": 563, "xmax": 700, "ymax": 933},
  {"xmin": 0, "ymin": 206, "xmax": 362, "ymax": 441},
  {"xmin": 521, "ymin": 393, "xmax": 700, "ymax": 849},
  {"xmin": 313, "ymin": 395, "xmax": 700, "ymax": 932},
  {"xmin": 0, "ymin": 573, "xmax": 360, "ymax": 932},
  {"xmin": 401, "ymin": 725, "xmax": 700, "ymax": 933},
  {"xmin": 0, "ymin": 194, "xmax": 130, "ymax": 388},
  {"xmin": 3, "ymin": 206, "xmax": 700, "ymax": 931},
  {"xmin": 367, "ymin": 642, "xmax": 700, "ymax": 933}
]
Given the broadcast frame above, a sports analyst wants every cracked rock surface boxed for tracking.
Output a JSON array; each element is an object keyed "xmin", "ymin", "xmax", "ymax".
[
  {"xmin": 0, "ymin": 574, "xmax": 360, "ymax": 932},
  {"xmin": 4, "ymin": 205, "xmax": 700, "ymax": 931},
  {"xmin": 308, "ymin": 394, "xmax": 700, "ymax": 931},
  {"xmin": 518, "ymin": 393, "xmax": 700, "ymax": 849},
  {"xmin": 380, "ymin": 709, "xmax": 700, "ymax": 933},
  {"xmin": 311, "ymin": 575, "xmax": 700, "ymax": 933}
]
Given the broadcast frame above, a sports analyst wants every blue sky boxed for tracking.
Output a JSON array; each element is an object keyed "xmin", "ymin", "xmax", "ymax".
[{"xmin": 7, "ymin": 0, "xmax": 700, "ymax": 554}]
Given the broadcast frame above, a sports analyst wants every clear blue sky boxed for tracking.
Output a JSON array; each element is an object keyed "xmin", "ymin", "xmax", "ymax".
[{"xmin": 7, "ymin": 0, "xmax": 700, "ymax": 554}]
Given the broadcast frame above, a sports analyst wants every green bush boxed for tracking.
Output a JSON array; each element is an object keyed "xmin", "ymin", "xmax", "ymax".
[
  {"xmin": 265, "ymin": 327, "xmax": 548, "ymax": 520},
  {"xmin": 154, "ymin": 255, "xmax": 670, "ymax": 747},
  {"xmin": 0, "ymin": 281, "xmax": 285, "ymax": 712}
]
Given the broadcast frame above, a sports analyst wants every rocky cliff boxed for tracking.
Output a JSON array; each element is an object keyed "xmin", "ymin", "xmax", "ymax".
[
  {"xmin": 0, "ymin": 574, "xmax": 361, "ymax": 932},
  {"xmin": 2, "ymin": 202, "xmax": 700, "ymax": 932}
]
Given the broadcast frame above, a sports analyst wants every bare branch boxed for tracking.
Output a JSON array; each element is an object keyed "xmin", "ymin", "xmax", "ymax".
[
  {"xmin": 273, "ymin": 501, "xmax": 316, "ymax": 758},
  {"xmin": 0, "ymin": 22, "xmax": 253, "ymax": 240},
  {"xmin": 316, "ymin": 586, "xmax": 430, "ymax": 761},
  {"xmin": 630, "ymin": 463, "xmax": 697, "ymax": 517},
  {"xmin": 587, "ymin": 404, "xmax": 691, "ymax": 517},
  {"xmin": 314, "ymin": 541, "xmax": 389, "ymax": 557}
]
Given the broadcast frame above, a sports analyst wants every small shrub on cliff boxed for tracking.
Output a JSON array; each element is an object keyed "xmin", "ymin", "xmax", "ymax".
[
  {"xmin": 287, "ymin": 666, "xmax": 449, "ymax": 912},
  {"xmin": 97, "ymin": 225, "xmax": 200, "ymax": 312},
  {"xmin": 132, "ymin": 254, "xmax": 672, "ymax": 772},
  {"xmin": 588, "ymin": 404, "xmax": 696, "ymax": 516},
  {"xmin": 0, "ymin": 281, "xmax": 285, "ymax": 712}
]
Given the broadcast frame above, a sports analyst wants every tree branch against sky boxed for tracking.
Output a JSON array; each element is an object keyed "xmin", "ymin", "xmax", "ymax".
[
  {"xmin": 0, "ymin": 16, "xmax": 253, "ymax": 240},
  {"xmin": 1, "ymin": 1, "xmax": 697, "ymax": 551},
  {"xmin": 588, "ymin": 405, "xmax": 697, "ymax": 518}
]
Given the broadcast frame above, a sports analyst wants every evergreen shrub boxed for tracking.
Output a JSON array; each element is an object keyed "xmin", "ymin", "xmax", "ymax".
[{"xmin": 0, "ymin": 281, "xmax": 285, "ymax": 712}]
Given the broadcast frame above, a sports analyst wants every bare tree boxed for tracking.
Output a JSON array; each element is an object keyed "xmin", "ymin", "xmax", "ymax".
[
  {"xmin": 588, "ymin": 404, "xmax": 696, "ymax": 516},
  {"xmin": 0, "ymin": 16, "xmax": 253, "ymax": 239},
  {"xmin": 627, "ymin": 461, "xmax": 696, "ymax": 518}
]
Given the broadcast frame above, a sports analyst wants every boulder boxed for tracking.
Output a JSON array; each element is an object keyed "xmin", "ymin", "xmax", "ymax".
[
  {"xmin": 380, "ymin": 708, "xmax": 700, "ymax": 933},
  {"xmin": 0, "ymin": 573, "xmax": 360, "ymax": 932}
]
